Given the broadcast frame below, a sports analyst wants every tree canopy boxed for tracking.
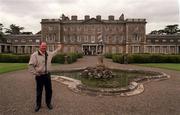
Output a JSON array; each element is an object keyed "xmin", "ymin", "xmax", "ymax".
[
  {"xmin": 149, "ymin": 24, "xmax": 180, "ymax": 35},
  {"xmin": 5, "ymin": 24, "xmax": 24, "ymax": 35},
  {"xmin": 0, "ymin": 23, "xmax": 6, "ymax": 42}
]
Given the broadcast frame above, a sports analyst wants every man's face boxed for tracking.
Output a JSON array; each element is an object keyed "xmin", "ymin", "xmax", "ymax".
[{"xmin": 39, "ymin": 42, "xmax": 47, "ymax": 53}]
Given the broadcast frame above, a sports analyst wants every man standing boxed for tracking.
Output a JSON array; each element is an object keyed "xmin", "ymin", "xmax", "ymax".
[{"xmin": 28, "ymin": 42, "xmax": 63, "ymax": 112}]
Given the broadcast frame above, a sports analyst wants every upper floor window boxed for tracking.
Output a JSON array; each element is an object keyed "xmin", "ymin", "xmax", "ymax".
[
  {"xmin": 91, "ymin": 35, "xmax": 95, "ymax": 43},
  {"xmin": 77, "ymin": 36, "xmax": 81, "ymax": 42},
  {"xmin": 147, "ymin": 40, "xmax": 151, "ymax": 43},
  {"xmin": 84, "ymin": 35, "xmax": 88, "ymax": 42},
  {"xmin": 7, "ymin": 39, "xmax": 11, "ymax": 43},
  {"xmin": 155, "ymin": 40, "xmax": 159, "ymax": 42},
  {"xmin": 170, "ymin": 39, "xmax": 174, "ymax": 42},
  {"xmin": 29, "ymin": 40, "xmax": 32, "ymax": 42},
  {"xmin": 112, "ymin": 36, "xmax": 117, "ymax": 43},
  {"xmin": 48, "ymin": 26, "xmax": 53, "ymax": 31},
  {"xmin": 36, "ymin": 39, "xmax": 40, "ymax": 43},
  {"xmin": 21, "ymin": 39, "xmax": 26, "ymax": 43},
  {"xmin": 162, "ymin": 39, "xmax": 166, "ymax": 42}
]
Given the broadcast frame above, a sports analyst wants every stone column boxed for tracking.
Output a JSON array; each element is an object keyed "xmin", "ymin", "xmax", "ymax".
[
  {"xmin": 168, "ymin": 46, "xmax": 170, "ymax": 54},
  {"xmin": 24, "ymin": 46, "xmax": 27, "ymax": 54},
  {"xmin": 0, "ymin": 45, "xmax": 1, "ymax": 53},
  {"xmin": 4, "ymin": 45, "xmax": 8, "ymax": 53},
  {"xmin": 17, "ymin": 46, "xmax": 21, "ymax": 54},
  {"xmin": 176, "ymin": 46, "xmax": 179, "ymax": 54},
  {"xmin": 152, "ymin": 46, "xmax": 155, "ymax": 53}
]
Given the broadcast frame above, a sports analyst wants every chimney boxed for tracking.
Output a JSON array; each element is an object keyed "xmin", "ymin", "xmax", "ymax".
[
  {"xmin": 96, "ymin": 15, "xmax": 101, "ymax": 20},
  {"xmin": 119, "ymin": 14, "xmax": 124, "ymax": 21},
  {"xmin": 108, "ymin": 15, "xmax": 114, "ymax": 21},
  {"xmin": 71, "ymin": 15, "xmax": 77, "ymax": 20},
  {"xmin": 85, "ymin": 15, "xmax": 90, "ymax": 20}
]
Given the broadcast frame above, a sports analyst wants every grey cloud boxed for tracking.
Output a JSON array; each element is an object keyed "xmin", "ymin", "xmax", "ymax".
[
  {"xmin": 0, "ymin": 0, "xmax": 79, "ymax": 18},
  {"xmin": 0, "ymin": 0, "xmax": 179, "ymax": 34}
]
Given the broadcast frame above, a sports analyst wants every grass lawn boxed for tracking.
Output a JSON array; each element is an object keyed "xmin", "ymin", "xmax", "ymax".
[
  {"xmin": 0, "ymin": 63, "xmax": 27, "ymax": 74},
  {"xmin": 137, "ymin": 63, "xmax": 180, "ymax": 71}
]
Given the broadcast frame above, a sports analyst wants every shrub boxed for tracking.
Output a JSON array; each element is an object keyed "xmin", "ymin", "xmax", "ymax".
[
  {"xmin": 112, "ymin": 54, "xmax": 123, "ymax": 63},
  {"xmin": 66, "ymin": 53, "xmax": 77, "ymax": 64},
  {"xmin": 52, "ymin": 53, "xmax": 65, "ymax": 64},
  {"xmin": 0, "ymin": 54, "xmax": 30, "ymax": 63},
  {"xmin": 107, "ymin": 53, "xmax": 180, "ymax": 63},
  {"xmin": 104, "ymin": 53, "xmax": 113, "ymax": 59}
]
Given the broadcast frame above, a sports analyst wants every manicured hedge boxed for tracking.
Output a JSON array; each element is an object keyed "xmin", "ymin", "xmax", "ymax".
[
  {"xmin": 0, "ymin": 52, "xmax": 83, "ymax": 63},
  {"xmin": 66, "ymin": 52, "xmax": 83, "ymax": 64},
  {"xmin": 104, "ymin": 53, "xmax": 113, "ymax": 59},
  {"xmin": 0, "ymin": 54, "xmax": 30, "ymax": 63},
  {"xmin": 110, "ymin": 53, "xmax": 180, "ymax": 63}
]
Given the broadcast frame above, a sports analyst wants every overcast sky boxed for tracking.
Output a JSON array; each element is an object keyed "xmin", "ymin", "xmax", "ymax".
[{"xmin": 0, "ymin": 0, "xmax": 179, "ymax": 34}]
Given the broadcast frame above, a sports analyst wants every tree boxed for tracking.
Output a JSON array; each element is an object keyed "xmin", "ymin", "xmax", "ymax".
[
  {"xmin": 5, "ymin": 24, "xmax": 24, "ymax": 35},
  {"xmin": 149, "ymin": 24, "xmax": 180, "ymax": 35},
  {"xmin": 149, "ymin": 30, "xmax": 158, "ymax": 35},
  {"xmin": 0, "ymin": 23, "xmax": 6, "ymax": 42},
  {"xmin": 164, "ymin": 24, "xmax": 179, "ymax": 34}
]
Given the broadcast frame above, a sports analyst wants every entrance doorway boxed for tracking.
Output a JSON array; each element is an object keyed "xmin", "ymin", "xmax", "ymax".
[{"xmin": 82, "ymin": 44, "xmax": 104, "ymax": 55}]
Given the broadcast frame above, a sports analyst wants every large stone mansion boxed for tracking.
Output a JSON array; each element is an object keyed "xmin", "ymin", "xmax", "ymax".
[{"xmin": 0, "ymin": 14, "xmax": 180, "ymax": 54}]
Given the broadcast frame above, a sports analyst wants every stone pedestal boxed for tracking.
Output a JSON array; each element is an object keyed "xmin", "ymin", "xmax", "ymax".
[
  {"xmin": 64, "ymin": 55, "xmax": 68, "ymax": 64},
  {"xmin": 97, "ymin": 55, "xmax": 104, "ymax": 66}
]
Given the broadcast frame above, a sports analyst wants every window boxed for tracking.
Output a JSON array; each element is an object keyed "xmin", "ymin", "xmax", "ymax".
[
  {"xmin": 112, "ymin": 36, "xmax": 116, "ymax": 43},
  {"xmin": 155, "ymin": 40, "xmax": 159, "ymax": 42},
  {"xmin": 7, "ymin": 39, "xmax": 11, "ymax": 43},
  {"xmin": 70, "ymin": 35, "xmax": 75, "ymax": 43},
  {"xmin": 119, "ymin": 36, "xmax": 123, "ymax": 43},
  {"xmin": 36, "ymin": 39, "xmax": 40, "ymax": 43},
  {"xmin": 77, "ymin": 36, "xmax": 81, "ymax": 42},
  {"xmin": 84, "ymin": 36, "xmax": 88, "ymax": 42},
  {"xmin": 147, "ymin": 40, "xmax": 151, "ymax": 43},
  {"xmin": 48, "ymin": 26, "xmax": 53, "ymax": 31},
  {"xmin": 170, "ymin": 39, "xmax": 174, "ymax": 42},
  {"xmin": 133, "ymin": 34, "xmax": 139, "ymax": 42},
  {"xmin": 162, "ymin": 39, "xmax": 166, "ymax": 42},
  {"xmin": 63, "ymin": 27, "xmax": 67, "ymax": 32},
  {"xmin": 77, "ymin": 26, "xmax": 81, "ymax": 31},
  {"xmin": 14, "ymin": 40, "xmax": 18, "ymax": 42},
  {"xmin": 63, "ymin": 36, "xmax": 67, "ymax": 42},
  {"xmin": 91, "ymin": 36, "xmax": 95, "ymax": 43},
  {"xmin": 21, "ymin": 39, "xmax": 26, "ymax": 43}
]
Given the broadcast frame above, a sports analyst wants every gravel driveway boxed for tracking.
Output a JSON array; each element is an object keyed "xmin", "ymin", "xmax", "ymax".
[{"xmin": 0, "ymin": 56, "xmax": 180, "ymax": 115}]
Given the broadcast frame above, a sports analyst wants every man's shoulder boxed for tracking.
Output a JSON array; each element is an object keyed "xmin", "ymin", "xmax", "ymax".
[{"xmin": 31, "ymin": 51, "xmax": 39, "ymax": 56}]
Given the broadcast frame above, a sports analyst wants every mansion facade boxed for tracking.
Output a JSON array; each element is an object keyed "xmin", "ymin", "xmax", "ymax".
[{"xmin": 0, "ymin": 14, "xmax": 180, "ymax": 54}]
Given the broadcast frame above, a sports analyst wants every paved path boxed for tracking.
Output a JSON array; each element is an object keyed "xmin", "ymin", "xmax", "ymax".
[{"xmin": 0, "ymin": 56, "xmax": 180, "ymax": 115}]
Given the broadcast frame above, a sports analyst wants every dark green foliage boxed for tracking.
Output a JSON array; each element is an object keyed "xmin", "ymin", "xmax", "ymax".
[
  {"xmin": 52, "ymin": 53, "xmax": 65, "ymax": 64},
  {"xmin": 109, "ymin": 53, "xmax": 180, "ymax": 63},
  {"xmin": 104, "ymin": 53, "xmax": 113, "ymax": 59},
  {"xmin": 0, "ymin": 54, "xmax": 30, "ymax": 63},
  {"xmin": 0, "ymin": 52, "xmax": 83, "ymax": 63},
  {"xmin": 65, "ymin": 52, "xmax": 83, "ymax": 64},
  {"xmin": 112, "ymin": 54, "xmax": 123, "ymax": 63},
  {"xmin": 67, "ymin": 53, "xmax": 78, "ymax": 64}
]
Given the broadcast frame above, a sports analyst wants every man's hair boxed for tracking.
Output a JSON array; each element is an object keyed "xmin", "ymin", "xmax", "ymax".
[{"xmin": 39, "ymin": 41, "xmax": 47, "ymax": 45}]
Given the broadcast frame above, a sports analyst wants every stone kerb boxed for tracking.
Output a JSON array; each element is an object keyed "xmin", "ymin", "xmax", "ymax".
[{"xmin": 51, "ymin": 68, "xmax": 170, "ymax": 96}]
